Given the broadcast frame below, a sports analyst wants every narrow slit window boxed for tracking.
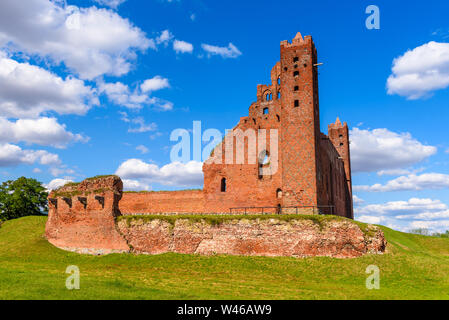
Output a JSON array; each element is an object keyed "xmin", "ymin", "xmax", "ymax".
[
  {"xmin": 220, "ymin": 178, "xmax": 226, "ymax": 192},
  {"xmin": 294, "ymin": 100, "xmax": 299, "ymax": 107}
]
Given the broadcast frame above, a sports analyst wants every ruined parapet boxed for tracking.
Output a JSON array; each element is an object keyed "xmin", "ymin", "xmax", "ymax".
[{"xmin": 45, "ymin": 175, "xmax": 129, "ymax": 254}]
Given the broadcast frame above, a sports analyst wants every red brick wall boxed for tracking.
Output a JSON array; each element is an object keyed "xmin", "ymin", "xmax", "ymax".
[
  {"xmin": 45, "ymin": 176, "xmax": 129, "ymax": 254},
  {"xmin": 119, "ymin": 190, "xmax": 206, "ymax": 214}
]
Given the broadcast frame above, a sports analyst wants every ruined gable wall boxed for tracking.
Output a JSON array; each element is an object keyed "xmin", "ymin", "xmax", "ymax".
[{"xmin": 202, "ymin": 63, "xmax": 283, "ymax": 213}]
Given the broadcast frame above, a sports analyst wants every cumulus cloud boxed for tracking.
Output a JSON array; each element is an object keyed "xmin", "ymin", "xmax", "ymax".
[
  {"xmin": 156, "ymin": 29, "xmax": 174, "ymax": 46},
  {"xmin": 0, "ymin": 117, "xmax": 88, "ymax": 148},
  {"xmin": 99, "ymin": 77, "xmax": 171, "ymax": 110},
  {"xmin": 0, "ymin": 143, "xmax": 60, "ymax": 167},
  {"xmin": 45, "ymin": 178, "xmax": 73, "ymax": 191},
  {"xmin": 140, "ymin": 76, "xmax": 170, "ymax": 93},
  {"xmin": 387, "ymin": 41, "xmax": 449, "ymax": 99},
  {"xmin": 122, "ymin": 179, "xmax": 150, "ymax": 191},
  {"xmin": 173, "ymin": 40, "xmax": 194, "ymax": 54},
  {"xmin": 0, "ymin": 53, "xmax": 96, "ymax": 118},
  {"xmin": 93, "ymin": 0, "xmax": 126, "ymax": 9},
  {"xmin": 355, "ymin": 197, "xmax": 449, "ymax": 234},
  {"xmin": 350, "ymin": 128, "xmax": 437, "ymax": 173},
  {"xmin": 355, "ymin": 198, "xmax": 449, "ymax": 232},
  {"xmin": 116, "ymin": 159, "xmax": 203, "ymax": 188},
  {"xmin": 0, "ymin": 0, "xmax": 151, "ymax": 79},
  {"xmin": 201, "ymin": 42, "xmax": 242, "ymax": 58},
  {"xmin": 354, "ymin": 173, "xmax": 449, "ymax": 192}
]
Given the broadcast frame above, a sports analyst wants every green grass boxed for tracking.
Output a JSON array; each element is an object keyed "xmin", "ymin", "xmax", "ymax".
[{"xmin": 1, "ymin": 216, "xmax": 449, "ymax": 300}]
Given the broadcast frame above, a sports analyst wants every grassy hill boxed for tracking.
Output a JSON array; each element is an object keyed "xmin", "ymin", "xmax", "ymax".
[{"xmin": 0, "ymin": 216, "xmax": 449, "ymax": 299}]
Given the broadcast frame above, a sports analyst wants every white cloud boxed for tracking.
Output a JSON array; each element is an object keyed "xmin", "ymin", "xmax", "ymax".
[
  {"xmin": 99, "ymin": 77, "xmax": 171, "ymax": 110},
  {"xmin": 358, "ymin": 215, "xmax": 385, "ymax": 224},
  {"xmin": 353, "ymin": 195, "xmax": 365, "ymax": 206},
  {"xmin": 355, "ymin": 197, "xmax": 449, "ymax": 232},
  {"xmin": 0, "ymin": 143, "xmax": 60, "ymax": 167},
  {"xmin": 354, "ymin": 173, "xmax": 449, "ymax": 192},
  {"xmin": 190, "ymin": 13, "xmax": 196, "ymax": 21},
  {"xmin": 156, "ymin": 29, "xmax": 174, "ymax": 46},
  {"xmin": 173, "ymin": 40, "xmax": 194, "ymax": 54},
  {"xmin": 387, "ymin": 41, "xmax": 449, "ymax": 99},
  {"xmin": 201, "ymin": 42, "xmax": 242, "ymax": 58},
  {"xmin": 0, "ymin": 117, "xmax": 88, "ymax": 148},
  {"xmin": 116, "ymin": 159, "xmax": 203, "ymax": 187},
  {"xmin": 45, "ymin": 178, "xmax": 73, "ymax": 191},
  {"xmin": 0, "ymin": 0, "xmax": 151, "ymax": 79},
  {"xmin": 136, "ymin": 145, "xmax": 149, "ymax": 154},
  {"xmin": 446, "ymin": 148, "xmax": 449, "ymax": 154},
  {"xmin": 122, "ymin": 179, "xmax": 150, "ymax": 191},
  {"xmin": 128, "ymin": 117, "xmax": 157, "ymax": 133},
  {"xmin": 350, "ymin": 128, "xmax": 437, "ymax": 173},
  {"xmin": 93, "ymin": 0, "xmax": 126, "ymax": 9},
  {"xmin": 33, "ymin": 168, "xmax": 42, "ymax": 173},
  {"xmin": 377, "ymin": 168, "xmax": 423, "ymax": 176},
  {"xmin": 49, "ymin": 167, "xmax": 75, "ymax": 177},
  {"xmin": 0, "ymin": 53, "xmax": 96, "ymax": 118},
  {"xmin": 140, "ymin": 76, "xmax": 170, "ymax": 93}
]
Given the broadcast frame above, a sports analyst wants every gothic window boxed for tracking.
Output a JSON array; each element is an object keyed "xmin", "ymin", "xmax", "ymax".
[
  {"xmin": 263, "ymin": 107, "xmax": 269, "ymax": 115},
  {"xmin": 277, "ymin": 91, "xmax": 281, "ymax": 99},
  {"xmin": 276, "ymin": 115, "xmax": 280, "ymax": 122},
  {"xmin": 293, "ymin": 71, "xmax": 299, "ymax": 77},
  {"xmin": 276, "ymin": 188, "xmax": 283, "ymax": 199},
  {"xmin": 277, "ymin": 77, "xmax": 281, "ymax": 85}
]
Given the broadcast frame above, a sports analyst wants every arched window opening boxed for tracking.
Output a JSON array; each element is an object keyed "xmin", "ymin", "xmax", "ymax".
[
  {"xmin": 294, "ymin": 86, "xmax": 299, "ymax": 91},
  {"xmin": 259, "ymin": 150, "xmax": 270, "ymax": 166},
  {"xmin": 340, "ymin": 142, "xmax": 344, "ymax": 146},
  {"xmin": 276, "ymin": 115, "xmax": 280, "ymax": 122},
  {"xmin": 276, "ymin": 188, "xmax": 283, "ymax": 199},
  {"xmin": 269, "ymin": 93, "xmax": 273, "ymax": 100},
  {"xmin": 277, "ymin": 91, "xmax": 281, "ymax": 99},
  {"xmin": 293, "ymin": 71, "xmax": 299, "ymax": 77},
  {"xmin": 293, "ymin": 57, "xmax": 299, "ymax": 63},
  {"xmin": 263, "ymin": 107, "xmax": 269, "ymax": 115},
  {"xmin": 220, "ymin": 178, "xmax": 226, "ymax": 192},
  {"xmin": 294, "ymin": 100, "xmax": 299, "ymax": 107},
  {"xmin": 277, "ymin": 77, "xmax": 281, "ymax": 85}
]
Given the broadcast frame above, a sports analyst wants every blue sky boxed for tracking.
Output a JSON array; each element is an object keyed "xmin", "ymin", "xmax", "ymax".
[{"xmin": 1, "ymin": 0, "xmax": 449, "ymax": 232}]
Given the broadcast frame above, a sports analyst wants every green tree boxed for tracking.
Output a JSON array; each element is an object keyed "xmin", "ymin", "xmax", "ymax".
[{"xmin": 0, "ymin": 177, "xmax": 48, "ymax": 221}]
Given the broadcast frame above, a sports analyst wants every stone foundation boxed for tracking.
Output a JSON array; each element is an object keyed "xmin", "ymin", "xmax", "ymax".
[{"xmin": 116, "ymin": 216, "xmax": 386, "ymax": 258}]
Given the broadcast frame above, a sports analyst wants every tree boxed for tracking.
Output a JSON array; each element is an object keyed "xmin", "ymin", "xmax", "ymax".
[{"xmin": 0, "ymin": 177, "xmax": 48, "ymax": 221}]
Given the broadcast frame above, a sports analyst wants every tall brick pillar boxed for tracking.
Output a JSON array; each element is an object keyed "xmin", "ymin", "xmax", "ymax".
[
  {"xmin": 328, "ymin": 118, "xmax": 353, "ymax": 217},
  {"xmin": 279, "ymin": 33, "xmax": 321, "ymax": 209}
]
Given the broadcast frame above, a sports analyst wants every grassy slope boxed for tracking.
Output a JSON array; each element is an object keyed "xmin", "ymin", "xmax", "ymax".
[{"xmin": 0, "ymin": 216, "xmax": 449, "ymax": 300}]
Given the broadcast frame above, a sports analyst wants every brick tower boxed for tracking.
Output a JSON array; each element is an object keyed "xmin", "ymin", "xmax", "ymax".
[{"xmin": 279, "ymin": 32, "xmax": 321, "ymax": 209}]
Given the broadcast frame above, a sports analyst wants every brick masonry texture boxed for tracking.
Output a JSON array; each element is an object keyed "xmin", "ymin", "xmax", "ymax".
[{"xmin": 117, "ymin": 217, "xmax": 386, "ymax": 258}]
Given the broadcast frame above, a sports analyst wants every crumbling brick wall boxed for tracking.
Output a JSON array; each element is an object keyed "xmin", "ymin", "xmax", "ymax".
[{"xmin": 45, "ymin": 176, "xmax": 129, "ymax": 254}]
